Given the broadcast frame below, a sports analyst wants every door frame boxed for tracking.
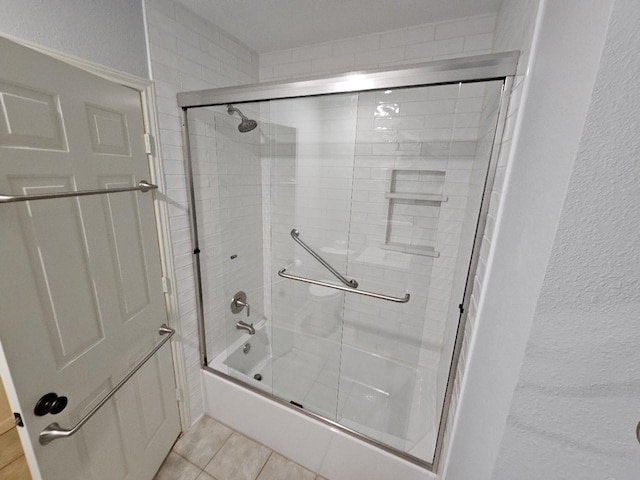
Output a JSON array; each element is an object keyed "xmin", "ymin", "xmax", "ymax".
[{"xmin": 0, "ymin": 33, "xmax": 190, "ymax": 476}]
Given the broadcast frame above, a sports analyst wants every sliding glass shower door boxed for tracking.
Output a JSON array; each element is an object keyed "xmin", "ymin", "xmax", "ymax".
[
  {"xmin": 186, "ymin": 76, "xmax": 506, "ymax": 465},
  {"xmin": 266, "ymin": 94, "xmax": 359, "ymax": 420}
]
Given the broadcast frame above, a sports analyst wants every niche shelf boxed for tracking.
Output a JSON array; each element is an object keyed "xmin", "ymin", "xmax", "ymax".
[
  {"xmin": 381, "ymin": 242, "xmax": 440, "ymax": 257},
  {"xmin": 384, "ymin": 192, "xmax": 448, "ymax": 202},
  {"xmin": 382, "ymin": 169, "xmax": 446, "ymax": 258}
]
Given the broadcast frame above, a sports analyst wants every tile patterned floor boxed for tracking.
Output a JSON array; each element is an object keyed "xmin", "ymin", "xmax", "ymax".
[{"xmin": 155, "ymin": 416, "xmax": 327, "ymax": 480}]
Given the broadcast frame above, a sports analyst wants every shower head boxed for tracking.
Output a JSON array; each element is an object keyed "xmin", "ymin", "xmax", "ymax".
[{"xmin": 227, "ymin": 104, "xmax": 258, "ymax": 132}]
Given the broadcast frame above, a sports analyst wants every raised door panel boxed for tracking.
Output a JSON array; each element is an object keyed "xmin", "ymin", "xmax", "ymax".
[
  {"xmin": 99, "ymin": 176, "xmax": 151, "ymax": 321},
  {"xmin": 73, "ymin": 380, "xmax": 130, "ymax": 480},
  {"xmin": 0, "ymin": 36, "xmax": 180, "ymax": 480},
  {"xmin": 0, "ymin": 82, "xmax": 67, "ymax": 151},
  {"xmin": 85, "ymin": 104, "xmax": 131, "ymax": 157},
  {"xmin": 8, "ymin": 176, "xmax": 105, "ymax": 366}
]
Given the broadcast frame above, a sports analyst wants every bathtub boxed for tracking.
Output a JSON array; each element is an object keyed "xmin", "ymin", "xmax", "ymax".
[{"xmin": 206, "ymin": 323, "xmax": 438, "ymax": 479}]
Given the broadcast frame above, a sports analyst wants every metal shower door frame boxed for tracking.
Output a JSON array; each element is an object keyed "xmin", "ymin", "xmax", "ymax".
[{"xmin": 178, "ymin": 51, "xmax": 518, "ymax": 472}]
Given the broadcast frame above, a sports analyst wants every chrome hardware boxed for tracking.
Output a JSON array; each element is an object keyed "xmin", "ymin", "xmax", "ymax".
[
  {"xmin": 231, "ymin": 291, "xmax": 250, "ymax": 317},
  {"xmin": 236, "ymin": 320, "xmax": 255, "ymax": 335},
  {"xmin": 34, "ymin": 393, "xmax": 68, "ymax": 416},
  {"xmin": 290, "ymin": 229, "xmax": 358, "ymax": 288},
  {"xmin": 278, "ymin": 267, "xmax": 410, "ymax": 303},
  {"xmin": 0, "ymin": 180, "xmax": 157, "ymax": 204},
  {"xmin": 243, "ymin": 343, "xmax": 251, "ymax": 354},
  {"xmin": 39, "ymin": 324, "xmax": 175, "ymax": 445},
  {"xmin": 178, "ymin": 52, "xmax": 519, "ymax": 109}
]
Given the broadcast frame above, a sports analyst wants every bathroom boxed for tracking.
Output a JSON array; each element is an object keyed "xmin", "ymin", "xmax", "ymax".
[{"xmin": 0, "ymin": 0, "xmax": 638, "ymax": 479}]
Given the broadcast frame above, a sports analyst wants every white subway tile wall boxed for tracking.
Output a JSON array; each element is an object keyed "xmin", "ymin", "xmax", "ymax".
[
  {"xmin": 187, "ymin": 106, "xmax": 266, "ymax": 371},
  {"xmin": 259, "ymin": 14, "xmax": 497, "ymax": 81},
  {"xmin": 144, "ymin": 1, "xmax": 533, "ymax": 466},
  {"xmin": 145, "ymin": 0, "xmax": 259, "ymax": 423},
  {"xmin": 237, "ymin": 80, "xmax": 503, "ymax": 462}
]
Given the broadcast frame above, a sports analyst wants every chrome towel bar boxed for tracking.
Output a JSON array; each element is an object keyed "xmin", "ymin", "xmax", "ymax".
[
  {"xmin": 290, "ymin": 229, "xmax": 358, "ymax": 288},
  {"xmin": 278, "ymin": 267, "xmax": 410, "ymax": 303},
  {"xmin": 39, "ymin": 324, "xmax": 175, "ymax": 445},
  {"xmin": 0, "ymin": 180, "xmax": 157, "ymax": 204}
]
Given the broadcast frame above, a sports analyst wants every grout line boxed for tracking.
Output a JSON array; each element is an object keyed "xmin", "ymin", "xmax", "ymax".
[
  {"xmin": 254, "ymin": 451, "xmax": 274, "ymax": 480},
  {"xmin": 172, "ymin": 450, "xmax": 195, "ymax": 465},
  {"xmin": 182, "ymin": 416, "xmax": 324, "ymax": 478}
]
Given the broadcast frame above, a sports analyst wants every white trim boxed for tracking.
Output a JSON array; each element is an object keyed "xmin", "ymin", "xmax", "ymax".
[
  {"xmin": 0, "ymin": 33, "xmax": 191, "ymax": 432},
  {"xmin": 140, "ymin": 83, "xmax": 192, "ymax": 430}
]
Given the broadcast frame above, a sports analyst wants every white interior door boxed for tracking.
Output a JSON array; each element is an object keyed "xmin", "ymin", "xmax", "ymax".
[{"xmin": 0, "ymin": 37, "xmax": 180, "ymax": 479}]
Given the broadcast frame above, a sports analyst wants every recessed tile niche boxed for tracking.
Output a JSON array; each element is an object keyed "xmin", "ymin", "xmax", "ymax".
[{"xmin": 383, "ymin": 169, "xmax": 447, "ymax": 257}]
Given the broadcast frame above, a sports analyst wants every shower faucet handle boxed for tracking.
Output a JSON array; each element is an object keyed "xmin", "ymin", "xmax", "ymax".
[
  {"xmin": 236, "ymin": 299, "xmax": 250, "ymax": 317},
  {"xmin": 231, "ymin": 291, "xmax": 250, "ymax": 317}
]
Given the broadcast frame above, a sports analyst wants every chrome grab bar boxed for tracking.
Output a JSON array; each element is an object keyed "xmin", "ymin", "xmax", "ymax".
[
  {"xmin": 278, "ymin": 267, "xmax": 409, "ymax": 303},
  {"xmin": 0, "ymin": 180, "xmax": 157, "ymax": 204},
  {"xmin": 39, "ymin": 324, "xmax": 175, "ymax": 445},
  {"xmin": 290, "ymin": 229, "xmax": 358, "ymax": 288}
]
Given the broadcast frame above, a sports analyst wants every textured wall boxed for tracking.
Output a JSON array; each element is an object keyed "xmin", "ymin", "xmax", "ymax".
[
  {"xmin": 439, "ymin": 0, "xmax": 541, "ymax": 471},
  {"xmin": 443, "ymin": 1, "xmax": 615, "ymax": 478},
  {"xmin": 494, "ymin": 1, "xmax": 640, "ymax": 477},
  {"xmin": 0, "ymin": 0, "xmax": 148, "ymax": 78}
]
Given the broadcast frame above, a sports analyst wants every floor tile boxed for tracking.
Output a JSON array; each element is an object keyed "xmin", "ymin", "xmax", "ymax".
[
  {"xmin": 196, "ymin": 471, "xmax": 216, "ymax": 480},
  {"xmin": 205, "ymin": 432, "xmax": 271, "ymax": 480},
  {"xmin": 173, "ymin": 416, "xmax": 233, "ymax": 468},
  {"xmin": 256, "ymin": 452, "xmax": 316, "ymax": 480},
  {"xmin": 154, "ymin": 452, "xmax": 201, "ymax": 480}
]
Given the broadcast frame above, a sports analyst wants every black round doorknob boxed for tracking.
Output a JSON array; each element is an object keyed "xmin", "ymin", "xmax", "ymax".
[{"xmin": 34, "ymin": 392, "xmax": 68, "ymax": 416}]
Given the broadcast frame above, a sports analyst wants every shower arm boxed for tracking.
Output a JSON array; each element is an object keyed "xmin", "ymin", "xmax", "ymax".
[{"xmin": 289, "ymin": 229, "xmax": 358, "ymax": 288}]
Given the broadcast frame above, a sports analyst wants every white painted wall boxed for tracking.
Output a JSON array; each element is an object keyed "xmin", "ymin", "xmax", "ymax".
[
  {"xmin": 443, "ymin": 1, "xmax": 615, "ymax": 478},
  {"xmin": 0, "ymin": 0, "xmax": 149, "ymax": 78},
  {"xmin": 493, "ymin": 0, "xmax": 640, "ymax": 477}
]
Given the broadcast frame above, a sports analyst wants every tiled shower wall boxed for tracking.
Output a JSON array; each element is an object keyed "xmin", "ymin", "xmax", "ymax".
[
  {"xmin": 146, "ymin": 0, "xmax": 523, "ymax": 438},
  {"xmin": 345, "ymin": 83, "xmax": 502, "ymax": 375},
  {"xmin": 266, "ymin": 95, "xmax": 359, "ymax": 342},
  {"xmin": 255, "ymin": 12, "xmax": 503, "ymax": 453},
  {"xmin": 187, "ymin": 108, "xmax": 265, "ymax": 366},
  {"xmin": 144, "ymin": 0, "xmax": 258, "ymax": 422},
  {"xmin": 259, "ymin": 14, "xmax": 497, "ymax": 81},
  {"xmin": 262, "ymin": 83, "xmax": 501, "ymax": 400}
]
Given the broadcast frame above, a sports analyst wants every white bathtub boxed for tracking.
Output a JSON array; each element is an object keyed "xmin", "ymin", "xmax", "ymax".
[{"xmin": 206, "ymin": 323, "xmax": 438, "ymax": 477}]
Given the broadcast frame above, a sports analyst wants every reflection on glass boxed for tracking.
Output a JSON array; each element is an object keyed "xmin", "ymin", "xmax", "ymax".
[{"xmin": 188, "ymin": 80, "xmax": 504, "ymax": 464}]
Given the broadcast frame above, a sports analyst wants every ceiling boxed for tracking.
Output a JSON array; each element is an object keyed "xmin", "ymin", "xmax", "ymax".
[{"xmin": 176, "ymin": 0, "xmax": 504, "ymax": 53}]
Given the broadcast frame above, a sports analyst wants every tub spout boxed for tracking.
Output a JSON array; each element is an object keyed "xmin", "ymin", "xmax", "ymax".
[{"xmin": 236, "ymin": 320, "xmax": 255, "ymax": 335}]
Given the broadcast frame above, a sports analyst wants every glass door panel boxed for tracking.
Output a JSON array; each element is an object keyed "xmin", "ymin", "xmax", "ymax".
[
  {"xmin": 337, "ymin": 80, "xmax": 505, "ymax": 462},
  {"xmin": 189, "ymin": 78, "xmax": 507, "ymax": 466},
  {"xmin": 188, "ymin": 102, "xmax": 273, "ymax": 393},
  {"xmin": 266, "ymin": 94, "xmax": 359, "ymax": 420}
]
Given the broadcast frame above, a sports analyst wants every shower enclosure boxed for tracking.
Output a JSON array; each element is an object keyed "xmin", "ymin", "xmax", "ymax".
[{"xmin": 178, "ymin": 52, "xmax": 517, "ymax": 470}]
